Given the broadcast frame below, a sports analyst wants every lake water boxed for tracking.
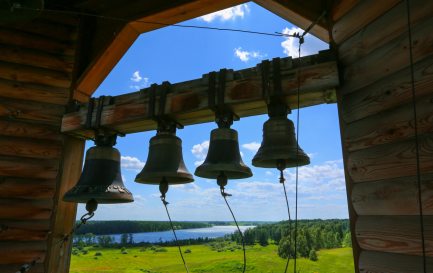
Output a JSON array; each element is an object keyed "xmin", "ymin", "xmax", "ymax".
[{"xmin": 105, "ymin": 226, "xmax": 255, "ymax": 243}]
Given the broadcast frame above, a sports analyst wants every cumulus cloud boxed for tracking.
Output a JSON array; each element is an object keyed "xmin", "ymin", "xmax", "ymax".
[
  {"xmin": 121, "ymin": 156, "xmax": 146, "ymax": 172},
  {"xmin": 191, "ymin": 140, "xmax": 209, "ymax": 166},
  {"xmin": 242, "ymin": 142, "xmax": 261, "ymax": 153},
  {"xmin": 129, "ymin": 70, "xmax": 149, "ymax": 90},
  {"xmin": 280, "ymin": 26, "xmax": 329, "ymax": 58},
  {"xmin": 198, "ymin": 4, "xmax": 250, "ymax": 22},
  {"xmin": 234, "ymin": 47, "xmax": 266, "ymax": 62}
]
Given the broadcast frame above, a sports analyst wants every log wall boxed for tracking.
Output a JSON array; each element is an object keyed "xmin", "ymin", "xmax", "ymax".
[
  {"xmin": 332, "ymin": 0, "xmax": 433, "ymax": 271},
  {"xmin": 0, "ymin": 14, "xmax": 84, "ymax": 273}
]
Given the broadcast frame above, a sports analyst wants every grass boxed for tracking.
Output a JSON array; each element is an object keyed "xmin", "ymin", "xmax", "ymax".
[{"xmin": 70, "ymin": 244, "xmax": 354, "ymax": 273}]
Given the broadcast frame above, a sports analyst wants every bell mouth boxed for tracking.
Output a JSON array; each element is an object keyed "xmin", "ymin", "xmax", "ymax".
[
  {"xmin": 134, "ymin": 174, "xmax": 194, "ymax": 185},
  {"xmin": 63, "ymin": 186, "xmax": 134, "ymax": 204},
  {"xmin": 194, "ymin": 164, "xmax": 252, "ymax": 179},
  {"xmin": 252, "ymin": 153, "xmax": 310, "ymax": 169}
]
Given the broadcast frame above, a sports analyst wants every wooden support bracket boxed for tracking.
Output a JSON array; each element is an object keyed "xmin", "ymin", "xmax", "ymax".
[{"xmin": 62, "ymin": 50, "xmax": 338, "ymax": 138}]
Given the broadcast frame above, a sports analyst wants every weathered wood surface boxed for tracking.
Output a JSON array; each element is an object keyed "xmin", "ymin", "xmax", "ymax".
[
  {"xmin": 347, "ymin": 134, "xmax": 433, "ymax": 183},
  {"xmin": 0, "ymin": 137, "xmax": 62, "ymax": 159},
  {"xmin": 0, "ymin": 78, "xmax": 70, "ymax": 105},
  {"xmin": 254, "ymin": 0, "xmax": 329, "ymax": 42},
  {"xmin": 331, "ymin": 0, "xmax": 359, "ymax": 22},
  {"xmin": 46, "ymin": 137, "xmax": 84, "ymax": 273},
  {"xmin": 0, "ymin": 177, "xmax": 56, "ymax": 199},
  {"xmin": 341, "ymin": 14, "xmax": 433, "ymax": 95},
  {"xmin": 0, "ymin": 199, "xmax": 52, "ymax": 220},
  {"xmin": 352, "ymin": 174, "xmax": 433, "ymax": 215},
  {"xmin": 0, "ymin": 156, "xmax": 59, "ymax": 180},
  {"xmin": 74, "ymin": 0, "xmax": 248, "ymax": 100},
  {"xmin": 64, "ymin": 53, "xmax": 338, "ymax": 137},
  {"xmin": 0, "ymin": 120, "xmax": 61, "ymax": 141},
  {"xmin": 332, "ymin": 0, "xmax": 400, "ymax": 44},
  {"xmin": 5, "ymin": 20, "xmax": 78, "ymax": 42},
  {"xmin": 0, "ymin": 97, "xmax": 64, "ymax": 125},
  {"xmin": 0, "ymin": 61, "xmax": 72, "ymax": 89},
  {"xmin": 356, "ymin": 216, "xmax": 433, "ymax": 256},
  {"xmin": 0, "ymin": 220, "xmax": 50, "ymax": 241},
  {"xmin": 0, "ymin": 263, "xmax": 44, "ymax": 273},
  {"xmin": 359, "ymin": 250, "xmax": 433, "ymax": 273},
  {"xmin": 343, "ymin": 94, "xmax": 433, "ymax": 152},
  {"xmin": 0, "ymin": 241, "xmax": 46, "ymax": 264},
  {"xmin": 338, "ymin": 0, "xmax": 433, "ymax": 65},
  {"xmin": 0, "ymin": 28, "xmax": 75, "ymax": 56},
  {"xmin": 341, "ymin": 57, "xmax": 433, "ymax": 124}
]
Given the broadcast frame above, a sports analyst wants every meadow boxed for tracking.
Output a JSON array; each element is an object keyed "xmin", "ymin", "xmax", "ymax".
[{"xmin": 70, "ymin": 244, "xmax": 354, "ymax": 273}]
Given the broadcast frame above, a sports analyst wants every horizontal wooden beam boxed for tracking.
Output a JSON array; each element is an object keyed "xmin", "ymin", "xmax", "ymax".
[
  {"xmin": 62, "ymin": 51, "xmax": 338, "ymax": 137},
  {"xmin": 359, "ymin": 250, "xmax": 433, "ymax": 273}
]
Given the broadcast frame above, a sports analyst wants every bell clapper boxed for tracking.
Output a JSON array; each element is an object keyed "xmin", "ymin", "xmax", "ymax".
[
  {"xmin": 159, "ymin": 178, "xmax": 169, "ymax": 205},
  {"xmin": 276, "ymin": 159, "xmax": 286, "ymax": 184}
]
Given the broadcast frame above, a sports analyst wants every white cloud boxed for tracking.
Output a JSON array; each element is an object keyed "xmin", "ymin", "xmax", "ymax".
[
  {"xmin": 191, "ymin": 140, "xmax": 209, "ymax": 166},
  {"xmin": 265, "ymin": 171, "xmax": 274, "ymax": 176},
  {"xmin": 234, "ymin": 47, "xmax": 265, "ymax": 62},
  {"xmin": 198, "ymin": 4, "xmax": 249, "ymax": 22},
  {"xmin": 280, "ymin": 26, "xmax": 329, "ymax": 58},
  {"xmin": 242, "ymin": 142, "xmax": 261, "ymax": 153},
  {"xmin": 121, "ymin": 156, "xmax": 146, "ymax": 172},
  {"xmin": 129, "ymin": 70, "xmax": 149, "ymax": 90}
]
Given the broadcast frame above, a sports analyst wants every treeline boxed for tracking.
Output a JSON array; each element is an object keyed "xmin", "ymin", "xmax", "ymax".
[
  {"xmin": 230, "ymin": 219, "xmax": 351, "ymax": 260},
  {"xmin": 75, "ymin": 221, "xmax": 211, "ymax": 235}
]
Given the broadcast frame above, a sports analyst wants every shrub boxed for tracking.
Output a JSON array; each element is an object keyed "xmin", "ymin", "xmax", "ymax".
[
  {"xmin": 184, "ymin": 249, "xmax": 191, "ymax": 253},
  {"xmin": 309, "ymin": 250, "xmax": 318, "ymax": 261},
  {"xmin": 121, "ymin": 250, "xmax": 128, "ymax": 254},
  {"xmin": 94, "ymin": 252, "xmax": 102, "ymax": 256}
]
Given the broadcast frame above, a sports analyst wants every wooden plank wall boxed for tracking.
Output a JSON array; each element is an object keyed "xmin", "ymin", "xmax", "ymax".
[
  {"xmin": 332, "ymin": 0, "xmax": 433, "ymax": 272},
  {"xmin": 0, "ymin": 14, "xmax": 83, "ymax": 272}
]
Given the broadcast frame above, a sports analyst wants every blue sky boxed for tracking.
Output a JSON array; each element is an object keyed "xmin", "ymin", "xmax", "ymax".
[{"xmin": 76, "ymin": 2, "xmax": 348, "ymax": 221}]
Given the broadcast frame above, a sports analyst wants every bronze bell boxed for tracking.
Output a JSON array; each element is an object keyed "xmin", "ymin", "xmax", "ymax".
[
  {"xmin": 63, "ymin": 135, "xmax": 134, "ymax": 204},
  {"xmin": 252, "ymin": 113, "xmax": 310, "ymax": 169},
  {"xmin": 195, "ymin": 128, "xmax": 252, "ymax": 179},
  {"xmin": 135, "ymin": 131, "xmax": 194, "ymax": 185}
]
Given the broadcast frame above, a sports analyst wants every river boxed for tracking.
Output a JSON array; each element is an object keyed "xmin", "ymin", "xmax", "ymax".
[{"xmin": 103, "ymin": 225, "xmax": 255, "ymax": 243}]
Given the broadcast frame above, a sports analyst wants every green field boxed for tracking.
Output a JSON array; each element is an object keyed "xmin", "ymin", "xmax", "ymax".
[{"xmin": 70, "ymin": 244, "xmax": 354, "ymax": 273}]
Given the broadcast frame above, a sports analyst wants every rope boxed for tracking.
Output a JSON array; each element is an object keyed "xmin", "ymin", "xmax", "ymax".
[
  {"xmin": 280, "ymin": 171, "xmax": 292, "ymax": 273},
  {"xmin": 406, "ymin": 0, "xmax": 426, "ymax": 272},
  {"xmin": 58, "ymin": 211, "xmax": 95, "ymax": 246},
  {"xmin": 220, "ymin": 187, "xmax": 247, "ymax": 273},
  {"xmin": 293, "ymin": 33, "xmax": 304, "ymax": 273},
  {"xmin": 161, "ymin": 196, "xmax": 190, "ymax": 273}
]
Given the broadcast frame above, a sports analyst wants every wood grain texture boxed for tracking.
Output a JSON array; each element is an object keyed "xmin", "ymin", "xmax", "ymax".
[
  {"xmin": 332, "ymin": 0, "xmax": 401, "ymax": 44},
  {"xmin": 0, "ymin": 220, "xmax": 50, "ymax": 241},
  {"xmin": 359, "ymin": 250, "xmax": 433, "ymax": 273},
  {"xmin": 0, "ymin": 137, "xmax": 62, "ymax": 159},
  {"xmin": 340, "ymin": 14, "xmax": 433, "ymax": 95},
  {"xmin": 356, "ymin": 216, "xmax": 433, "ymax": 256},
  {"xmin": 0, "ymin": 263, "xmax": 44, "ymax": 273},
  {"xmin": 0, "ymin": 199, "xmax": 52, "ymax": 220},
  {"xmin": 0, "ymin": 120, "xmax": 61, "ymax": 141},
  {"xmin": 0, "ymin": 156, "xmax": 59, "ymax": 180},
  {"xmin": 331, "ymin": 0, "xmax": 359, "ymax": 22},
  {"xmin": 0, "ymin": 97, "xmax": 65, "ymax": 125},
  {"xmin": 45, "ymin": 137, "xmax": 85, "ymax": 273},
  {"xmin": 343, "ymin": 94, "xmax": 433, "ymax": 152},
  {"xmin": 347, "ymin": 134, "xmax": 433, "ymax": 183},
  {"xmin": 0, "ymin": 177, "xmax": 56, "ymax": 199},
  {"xmin": 0, "ymin": 61, "xmax": 71, "ymax": 89},
  {"xmin": 0, "ymin": 78, "xmax": 70, "ymax": 105},
  {"xmin": 352, "ymin": 174, "xmax": 433, "ymax": 215},
  {"xmin": 65, "ymin": 54, "xmax": 338, "ymax": 137},
  {"xmin": 0, "ymin": 241, "xmax": 46, "ymax": 264},
  {"xmin": 341, "ymin": 56, "xmax": 433, "ymax": 124},
  {"xmin": 338, "ymin": 0, "xmax": 433, "ymax": 65}
]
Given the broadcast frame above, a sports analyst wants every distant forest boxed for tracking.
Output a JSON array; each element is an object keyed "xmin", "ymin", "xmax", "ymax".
[
  {"xmin": 74, "ymin": 221, "xmax": 212, "ymax": 235},
  {"xmin": 74, "ymin": 219, "xmax": 351, "ymax": 260}
]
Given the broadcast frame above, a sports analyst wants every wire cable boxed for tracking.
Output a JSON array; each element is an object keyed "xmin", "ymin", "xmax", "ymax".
[
  {"xmin": 161, "ymin": 196, "xmax": 190, "ymax": 273},
  {"xmin": 293, "ymin": 33, "xmax": 303, "ymax": 273},
  {"xmin": 220, "ymin": 187, "xmax": 246, "ymax": 273},
  {"xmin": 15, "ymin": 6, "xmax": 301, "ymax": 39},
  {"xmin": 15, "ymin": 258, "xmax": 40, "ymax": 273},
  {"xmin": 406, "ymin": 0, "xmax": 426, "ymax": 272},
  {"xmin": 281, "ymin": 172, "xmax": 292, "ymax": 273}
]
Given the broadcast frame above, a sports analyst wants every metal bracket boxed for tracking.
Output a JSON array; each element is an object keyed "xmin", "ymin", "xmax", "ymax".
[
  {"xmin": 147, "ymin": 81, "xmax": 183, "ymax": 134},
  {"xmin": 207, "ymin": 69, "xmax": 239, "ymax": 128}
]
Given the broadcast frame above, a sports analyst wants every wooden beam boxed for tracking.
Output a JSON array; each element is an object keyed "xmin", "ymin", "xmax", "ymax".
[
  {"xmin": 356, "ymin": 216, "xmax": 433, "ymax": 257},
  {"xmin": 0, "ymin": 220, "xmax": 50, "ymax": 241},
  {"xmin": 64, "ymin": 51, "xmax": 338, "ymax": 137},
  {"xmin": 73, "ymin": 0, "xmax": 248, "ymax": 101},
  {"xmin": 359, "ymin": 250, "xmax": 433, "ymax": 273},
  {"xmin": 254, "ymin": 0, "xmax": 330, "ymax": 42},
  {"xmin": 0, "ymin": 177, "xmax": 56, "ymax": 200},
  {"xmin": 45, "ymin": 136, "xmax": 85, "ymax": 273}
]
